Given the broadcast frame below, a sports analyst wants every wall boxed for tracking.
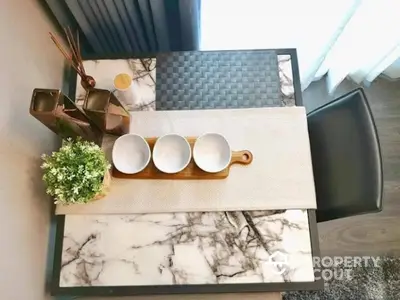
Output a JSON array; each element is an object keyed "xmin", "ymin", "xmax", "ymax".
[{"xmin": 0, "ymin": 0, "xmax": 65, "ymax": 299}]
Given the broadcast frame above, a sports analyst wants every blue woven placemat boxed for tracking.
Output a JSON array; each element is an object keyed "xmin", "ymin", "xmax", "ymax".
[{"xmin": 156, "ymin": 50, "xmax": 281, "ymax": 110}]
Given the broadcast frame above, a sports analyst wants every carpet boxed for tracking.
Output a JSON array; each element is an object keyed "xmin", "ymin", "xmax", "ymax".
[{"xmin": 284, "ymin": 257, "xmax": 400, "ymax": 300}]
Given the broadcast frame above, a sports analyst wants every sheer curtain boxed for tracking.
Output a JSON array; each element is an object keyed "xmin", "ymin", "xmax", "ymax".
[{"xmin": 201, "ymin": 0, "xmax": 400, "ymax": 93}]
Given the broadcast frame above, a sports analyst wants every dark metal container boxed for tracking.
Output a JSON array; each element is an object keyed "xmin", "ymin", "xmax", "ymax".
[
  {"xmin": 83, "ymin": 88, "xmax": 130, "ymax": 136},
  {"xmin": 30, "ymin": 88, "xmax": 103, "ymax": 144}
]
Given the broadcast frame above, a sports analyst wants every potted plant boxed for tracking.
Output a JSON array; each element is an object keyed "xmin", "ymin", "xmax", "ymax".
[{"xmin": 41, "ymin": 138, "xmax": 111, "ymax": 205}]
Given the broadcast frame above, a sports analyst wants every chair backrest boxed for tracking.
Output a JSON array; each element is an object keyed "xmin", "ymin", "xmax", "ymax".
[{"xmin": 307, "ymin": 88, "xmax": 383, "ymax": 222}]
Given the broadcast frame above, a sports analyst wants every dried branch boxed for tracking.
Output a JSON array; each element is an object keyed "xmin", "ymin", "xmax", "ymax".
[{"xmin": 49, "ymin": 28, "xmax": 87, "ymax": 79}]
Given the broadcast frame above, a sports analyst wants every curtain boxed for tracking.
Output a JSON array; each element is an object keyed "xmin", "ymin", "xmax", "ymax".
[
  {"xmin": 45, "ymin": 0, "xmax": 201, "ymax": 55},
  {"xmin": 201, "ymin": 0, "xmax": 400, "ymax": 93}
]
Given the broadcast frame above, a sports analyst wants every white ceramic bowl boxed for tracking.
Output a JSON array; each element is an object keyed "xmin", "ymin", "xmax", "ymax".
[
  {"xmin": 153, "ymin": 134, "xmax": 191, "ymax": 174},
  {"xmin": 112, "ymin": 134, "xmax": 151, "ymax": 174},
  {"xmin": 193, "ymin": 133, "xmax": 231, "ymax": 173}
]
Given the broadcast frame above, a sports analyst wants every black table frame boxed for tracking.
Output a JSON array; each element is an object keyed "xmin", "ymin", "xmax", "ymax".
[{"xmin": 50, "ymin": 48, "xmax": 323, "ymax": 297}]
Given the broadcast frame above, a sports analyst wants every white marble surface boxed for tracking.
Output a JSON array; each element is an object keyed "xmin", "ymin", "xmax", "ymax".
[
  {"xmin": 76, "ymin": 59, "xmax": 156, "ymax": 111},
  {"xmin": 277, "ymin": 55, "xmax": 295, "ymax": 106},
  {"xmin": 61, "ymin": 210, "xmax": 314, "ymax": 287}
]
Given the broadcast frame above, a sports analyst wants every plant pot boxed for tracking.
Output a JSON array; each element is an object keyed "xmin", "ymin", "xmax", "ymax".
[{"xmin": 92, "ymin": 169, "xmax": 111, "ymax": 201}]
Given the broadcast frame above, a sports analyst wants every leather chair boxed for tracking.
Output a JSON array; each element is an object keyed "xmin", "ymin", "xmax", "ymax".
[{"xmin": 307, "ymin": 88, "xmax": 383, "ymax": 222}]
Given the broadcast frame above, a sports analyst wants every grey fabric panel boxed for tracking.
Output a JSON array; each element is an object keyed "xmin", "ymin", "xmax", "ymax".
[
  {"xmin": 61, "ymin": 0, "xmax": 200, "ymax": 54},
  {"xmin": 102, "ymin": 0, "xmax": 136, "ymax": 52},
  {"xmin": 137, "ymin": 0, "xmax": 158, "ymax": 51},
  {"xmin": 84, "ymin": 0, "xmax": 115, "ymax": 52},
  {"xmin": 94, "ymin": 0, "xmax": 127, "ymax": 52},
  {"xmin": 65, "ymin": 0, "xmax": 106, "ymax": 52},
  {"xmin": 123, "ymin": 0, "xmax": 150, "ymax": 52},
  {"xmin": 156, "ymin": 50, "xmax": 281, "ymax": 110},
  {"xmin": 148, "ymin": 0, "xmax": 170, "ymax": 51},
  {"xmin": 88, "ymin": 0, "xmax": 121, "ymax": 52},
  {"xmin": 179, "ymin": 0, "xmax": 201, "ymax": 50}
]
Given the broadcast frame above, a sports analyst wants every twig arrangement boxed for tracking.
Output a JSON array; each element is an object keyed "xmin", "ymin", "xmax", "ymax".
[
  {"xmin": 140, "ymin": 58, "xmax": 156, "ymax": 84},
  {"xmin": 49, "ymin": 28, "xmax": 95, "ymax": 88}
]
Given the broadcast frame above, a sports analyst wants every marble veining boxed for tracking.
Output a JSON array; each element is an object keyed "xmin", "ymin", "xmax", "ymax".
[
  {"xmin": 61, "ymin": 210, "xmax": 314, "ymax": 287},
  {"xmin": 75, "ymin": 59, "xmax": 156, "ymax": 111},
  {"xmin": 278, "ymin": 55, "xmax": 295, "ymax": 106}
]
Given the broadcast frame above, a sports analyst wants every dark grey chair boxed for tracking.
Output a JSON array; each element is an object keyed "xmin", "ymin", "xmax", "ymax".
[{"xmin": 307, "ymin": 88, "xmax": 383, "ymax": 222}]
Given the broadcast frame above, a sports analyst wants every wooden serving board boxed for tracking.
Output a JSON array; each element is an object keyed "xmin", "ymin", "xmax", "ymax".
[{"xmin": 112, "ymin": 137, "xmax": 253, "ymax": 180}]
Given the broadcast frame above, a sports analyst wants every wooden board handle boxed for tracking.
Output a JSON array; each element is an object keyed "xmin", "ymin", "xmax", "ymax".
[{"xmin": 231, "ymin": 150, "xmax": 253, "ymax": 166}]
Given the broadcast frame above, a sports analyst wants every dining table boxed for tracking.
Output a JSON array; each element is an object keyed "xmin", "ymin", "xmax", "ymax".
[{"xmin": 50, "ymin": 48, "xmax": 323, "ymax": 298}]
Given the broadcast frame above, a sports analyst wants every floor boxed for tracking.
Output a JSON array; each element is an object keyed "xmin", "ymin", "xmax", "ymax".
[
  {"xmin": 303, "ymin": 76, "xmax": 400, "ymax": 256},
  {"xmin": 284, "ymin": 257, "xmax": 400, "ymax": 300}
]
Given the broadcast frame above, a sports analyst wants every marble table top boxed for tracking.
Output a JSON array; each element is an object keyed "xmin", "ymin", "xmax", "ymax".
[
  {"xmin": 61, "ymin": 210, "xmax": 313, "ymax": 287},
  {"xmin": 57, "ymin": 51, "xmax": 316, "ymax": 291},
  {"xmin": 74, "ymin": 58, "xmax": 156, "ymax": 111}
]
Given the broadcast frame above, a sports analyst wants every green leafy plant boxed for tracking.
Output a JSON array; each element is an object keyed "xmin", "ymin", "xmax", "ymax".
[{"xmin": 41, "ymin": 138, "xmax": 110, "ymax": 205}]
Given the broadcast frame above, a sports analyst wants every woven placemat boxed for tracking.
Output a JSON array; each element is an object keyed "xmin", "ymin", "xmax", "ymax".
[{"xmin": 156, "ymin": 50, "xmax": 281, "ymax": 110}]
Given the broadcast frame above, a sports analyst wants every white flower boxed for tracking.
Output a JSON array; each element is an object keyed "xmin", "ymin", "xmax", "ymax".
[
  {"xmin": 50, "ymin": 168, "xmax": 57, "ymax": 175},
  {"xmin": 57, "ymin": 174, "xmax": 64, "ymax": 181},
  {"xmin": 73, "ymin": 186, "xmax": 79, "ymax": 194}
]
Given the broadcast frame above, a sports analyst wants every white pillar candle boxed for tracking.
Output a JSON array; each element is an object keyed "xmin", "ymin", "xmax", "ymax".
[{"xmin": 113, "ymin": 73, "xmax": 140, "ymax": 107}]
